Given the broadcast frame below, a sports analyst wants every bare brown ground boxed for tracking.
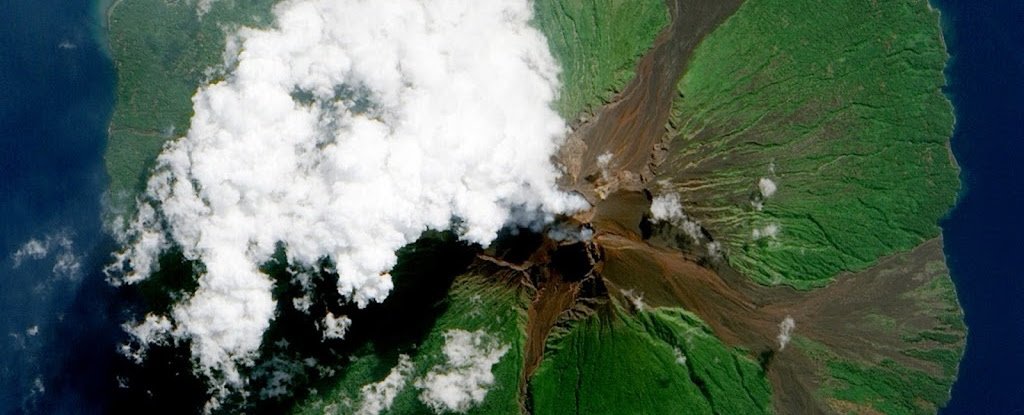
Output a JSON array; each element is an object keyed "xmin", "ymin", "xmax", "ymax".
[
  {"xmin": 520, "ymin": 276, "xmax": 580, "ymax": 392},
  {"xmin": 507, "ymin": 1, "xmax": 960, "ymax": 413},
  {"xmin": 507, "ymin": 194, "xmax": 957, "ymax": 414},
  {"xmin": 517, "ymin": 0, "xmax": 747, "ymax": 397},
  {"xmin": 559, "ymin": 0, "xmax": 745, "ymax": 202},
  {"xmin": 592, "ymin": 193, "xmax": 957, "ymax": 414}
]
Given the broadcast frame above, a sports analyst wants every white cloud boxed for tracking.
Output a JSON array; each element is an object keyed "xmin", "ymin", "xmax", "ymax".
[
  {"xmin": 758, "ymin": 177, "xmax": 777, "ymax": 198},
  {"xmin": 621, "ymin": 288, "xmax": 647, "ymax": 312},
  {"xmin": 194, "ymin": 0, "xmax": 217, "ymax": 17},
  {"xmin": 416, "ymin": 329, "xmax": 508, "ymax": 413},
  {"xmin": 596, "ymin": 151, "xmax": 614, "ymax": 181},
  {"xmin": 108, "ymin": 0, "xmax": 584, "ymax": 398},
  {"xmin": 777, "ymin": 316, "xmax": 795, "ymax": 350},
  {"xmin": 673, "ymin": 347, "xmax": 687, "ymax": 366},
  {"xmin": 292, "ymin": 294, "xmax": 314, "ymax": 313},
  {"xmin": 752, "ymin": 223, "xmax": 781, "ymax": 240},
  {"xmin": 650, "ymin": 193, "xmax": 685, "ymax": 222},
  {"xmin": 357, "ymin": 354, "xmax": 414, "ymax": 415},
  {"xmin": 11, "ymin": 239, "xmax": 47, "ymax": 265},
  {"xmin": 26, "ymin": 326, "xmax": 39, "ymax": 337},
  {"xmin": 679, "ymin": 220, "xmax": 703, "ymax": 242},
  {"xmin": 706, "ymin": 241, "xmax": 722, "ymax": 259},
  {"xmin": 52, "ymin": 250, "xmax": 82, "ymax": 279},
  {"xmin": 11, "ymin": 231, "xmax": 81, "ymax": 279},
  {"xmin": 106, "ymin": 204, "xmax": 167, "ymax": 286},
  {"xmin": 120, "ymin": 314, "xmax": 173, "ymax": 364},
  {"xmin": 650, "ymin": 193, "xmax": 703, "ymax": 241},
  {"xmin": 320, "ymin": 312, "xmax": 352, "ymax": 341},
  {"xmin": 31, "ymin": 376, "xmax": 45, "ymax": 396},
  {"xmin": 290, "ymin": 271, "xmax": 317, "ymax": 313}
]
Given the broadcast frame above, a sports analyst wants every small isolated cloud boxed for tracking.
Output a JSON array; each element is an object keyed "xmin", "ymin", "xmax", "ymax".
[
  {"xmin": 194, "ymin": 0, "xmax": 217, "ymax": 17},
  {"xmin": 108, "ymin": 0, "xmax": 585, "ymax": 397},
  {"xmin": 31, "ymin": 377, "xmax": 45, "ymax": 394},
  {"xmin": 596, "ymin": 152, "xmax": 614, "ymax": 181},
  {"xmin": 290, "ymin": 271, "xmax": 317, "ymax": 314},
  {"xmin": 26, "ymin": 326, "xmax": 39, "ymax": 337},
  {"xmin": 416, "ymin": 329, "xmax": 509, "ymax": 414},
  {"xmin": 758, "ymin": 177, "xmax": 777, "ymax": 198},
  {"xmin": 21, "ymin": 376, "xmax": 46, "ymax": 411},
  {"xmin": 11, "ymin": 231, "xmax": 81, "ymax": 279},
  {"xmin": 777, "ymin": 316, "xmax": 795, "ymax": 351},
  {"xmin": 751, "ymin": 177, "xmax": 778, "ymax": 211},
  {"xmin": 320, "ymin": 312, "xmax": 352, "ymax": 341},
  {"xmin": 650, "ymin": 193, "xmax": 703, "ymax": 242},
  {"xmin": 752, "ymin": 223, "xmax": 781, "ymax": 240},
  {"xmin": 650, "ymin": 193, "xmax": 685, "ymax": 222},
  {"xmin": 357, "ymin": 354, "xmax": 414, "ymax": 415},
  {"xmin": 673, "ymin": 347, "xmax": 687, "ymax": 366},
  {"xmin": 706, "ymin": 241, "xmax": 722, "ymax": 259},
  {"xmin": 11, "ymin": 240, "xmax": 47, "ymax": 265},
  {"xmin": 292, "ymin": 294, "xmax": 314, "ymax": 314},
  {"xmin": 52, "ymin": 250, "xmax": 81, "ymax": 278},
  {"xmin": 621, "ymin": 288, "xmax": 647, "ymax": 312}
]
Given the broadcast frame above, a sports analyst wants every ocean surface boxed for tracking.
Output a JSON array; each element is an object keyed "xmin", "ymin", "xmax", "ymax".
[
  {"xmin": 0, "ymin": 0, "xmax": 120, "ymax": 413},
  {"xmin": 0, "ymin": 0, "xmax": 1021, "ymax": 413},
  {"xmin": 935, "ymin": 0, "xmax": 1024, "ymax": 413}
]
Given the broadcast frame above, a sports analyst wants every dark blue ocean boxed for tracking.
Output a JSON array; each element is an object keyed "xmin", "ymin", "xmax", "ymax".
[
  {"xmin": 0, "ymin": 0, "xmax": 121, "ymax": 413},
  {"xmin": 936, "ymin": 0, "xmax": 1024, "ymax": 413},
  {"xmin": 0, "ymin": 0, "xmax": 1021, "ymax": 413}
]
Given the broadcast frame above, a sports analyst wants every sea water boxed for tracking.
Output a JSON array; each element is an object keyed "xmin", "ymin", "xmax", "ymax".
[
  {"xmin": 0, "ymin": 0, "xmax": 119, "ymax": 412},
  {"xmin": 934, "ymin": 0, "xmax": 1024, "ymax": 413}
]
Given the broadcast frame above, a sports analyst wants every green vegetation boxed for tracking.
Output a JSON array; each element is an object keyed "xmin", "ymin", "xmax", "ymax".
[
  {"xmin": 663, "ymin": 0, "xmax": 958, "ymax": 288},
  {"xmin": 796, "ymin": 336, "xmax": 957, "ymax": 415},
  {"xmin": 532, "ymin": 0, "xmax": 667, "ymax": 119},
  {"xmin": 792, "ymin": 270, "xmax": 964, "ymax": 414},
  {"xmin": 898, "ymin": 273, "xmax": 966, "ymax": 379},
  {"xmin": 105, "ymin": 0, "xmax": 277, "ymax": 212},
  {"xmin": 293, "ymin": 274, "xmax": 528, "ymax": 414},
  {"xmin": 827, "ymin": 358, "xmax": 952, "ymax": 415},
  {"xmin": 529, "ymin": 306, "xmax": 772, "ymax": 414}
]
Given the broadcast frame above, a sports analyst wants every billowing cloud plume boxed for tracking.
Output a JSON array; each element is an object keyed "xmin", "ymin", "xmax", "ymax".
[
  {"xmin": 416, "ymin": 330, "xmax": 509, "ymax": 413},
  {"xmin": 109, "ymin": 0, "xmax": 584, "ymax": 396},
  {"xmin": 777, "ymin": 316, "xmax": 795, "ymax": 350}
]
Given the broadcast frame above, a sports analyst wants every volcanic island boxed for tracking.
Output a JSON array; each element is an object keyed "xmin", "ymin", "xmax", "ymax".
[{"xmin": 104, "ymin": 0, "xmax": 964, "ymax": 413}]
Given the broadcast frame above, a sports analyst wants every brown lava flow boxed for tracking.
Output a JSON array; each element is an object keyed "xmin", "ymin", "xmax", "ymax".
[{"xmin": 480, "ymin": 1, "xmax": 959, "ymax": 413}]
